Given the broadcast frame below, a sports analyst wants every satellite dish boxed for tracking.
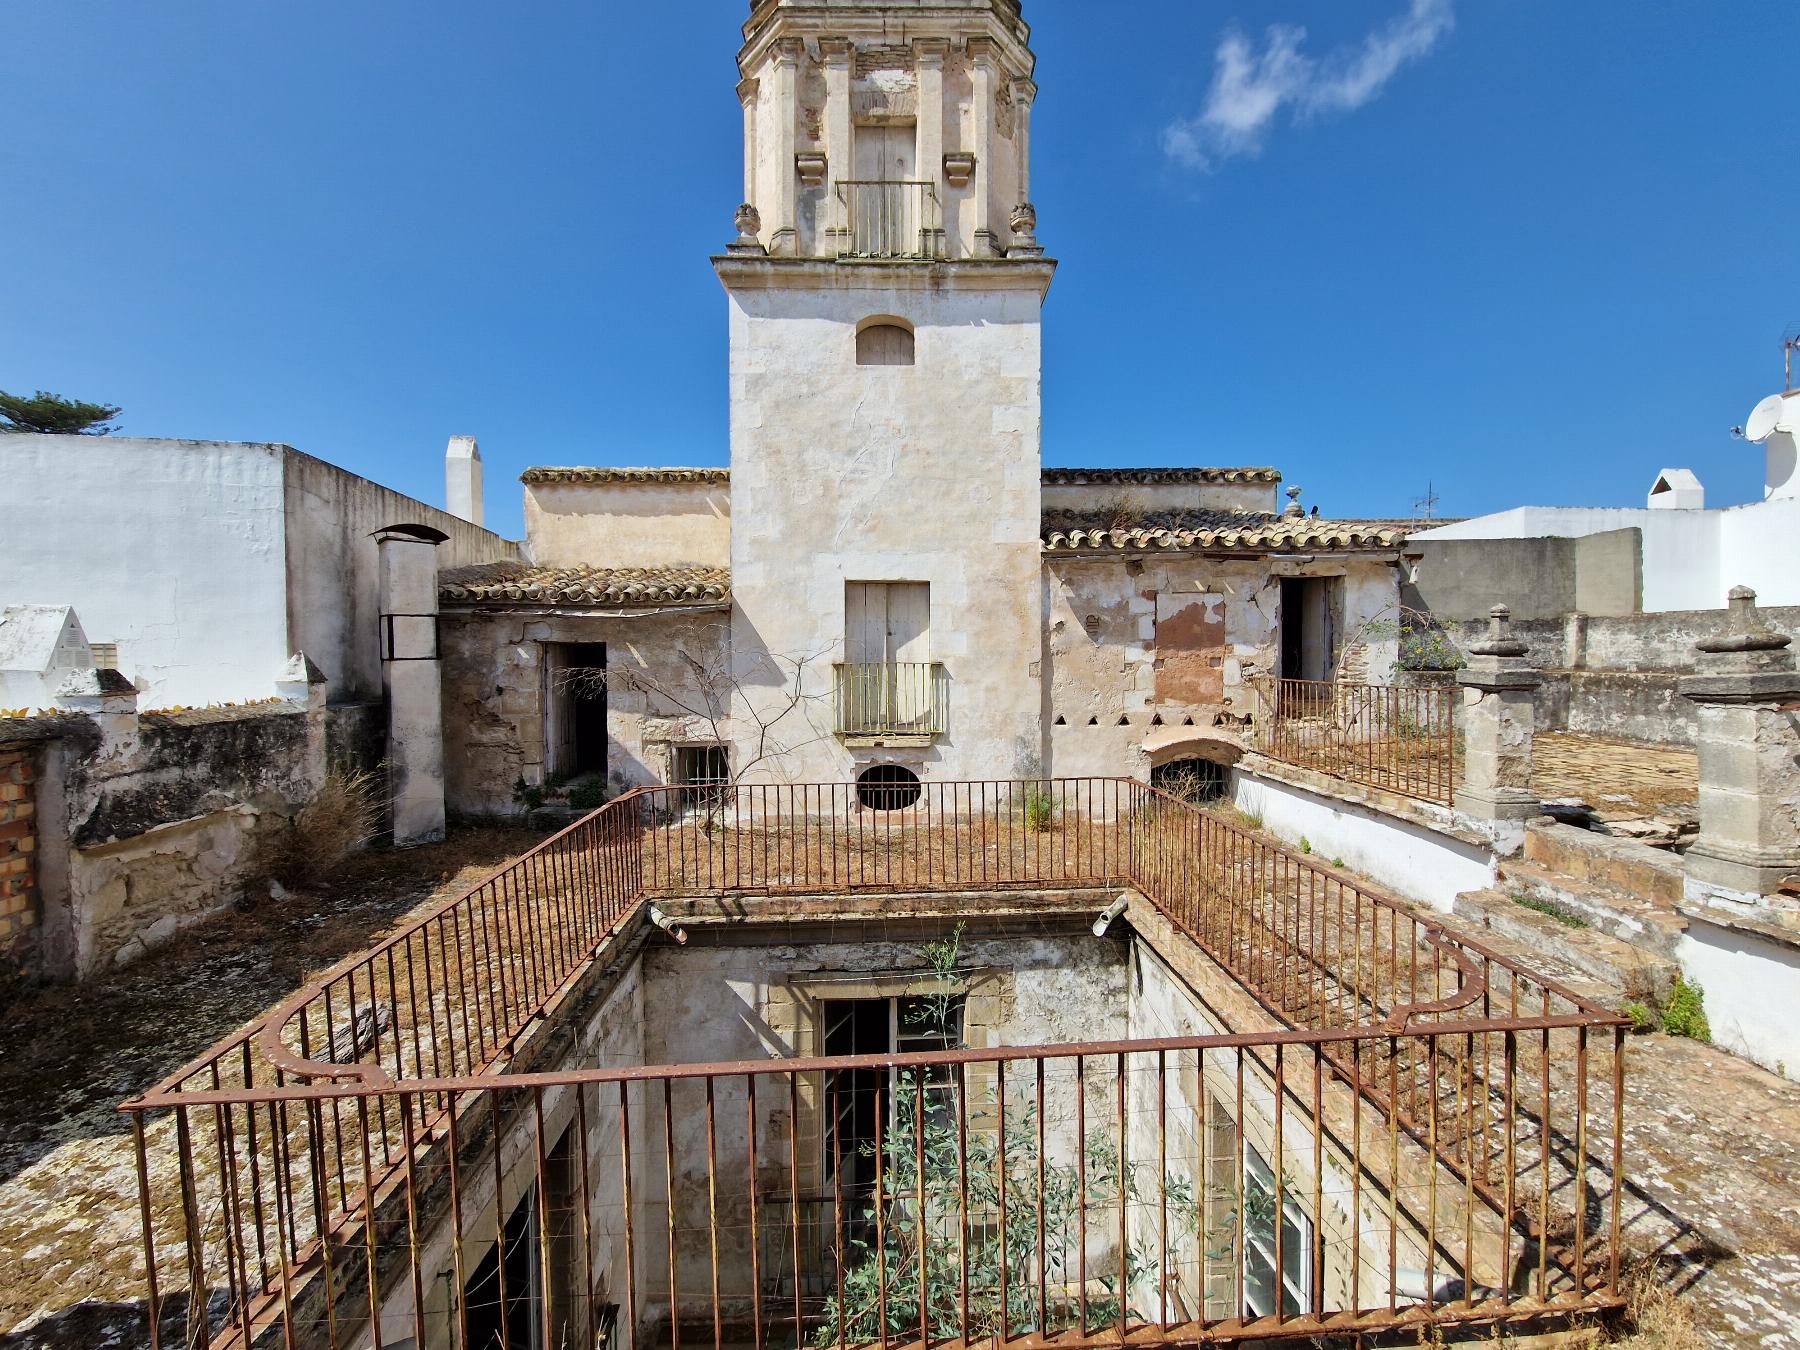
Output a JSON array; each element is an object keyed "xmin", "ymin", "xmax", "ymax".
[{"xmin": 1745, "ymin": 393, "xmax": 1786, "ymax": 442}]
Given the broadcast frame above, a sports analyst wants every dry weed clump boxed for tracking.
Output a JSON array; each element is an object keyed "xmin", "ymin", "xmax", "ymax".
[
  {"xmin": 262, "ymin": 763, "xmax": 384, "ymax": 891},
  {"xmin": 1096, "ymin": 493, "xmax": 1145, "ymax": 532},
  {"xmin": 1610, "ymin": 1261, "xmax": 1702, "ymax": 1350}
]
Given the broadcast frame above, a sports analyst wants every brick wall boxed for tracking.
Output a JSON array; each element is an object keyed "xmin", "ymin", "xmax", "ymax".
[{"xmin": 0, "ymin": 748, "xmax": 38, "ymax": 962}]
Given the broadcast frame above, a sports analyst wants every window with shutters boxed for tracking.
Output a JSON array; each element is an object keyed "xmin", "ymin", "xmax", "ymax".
[{"xmin": 836, "ymin": 582, "xmax": 945, "ymax": 736}]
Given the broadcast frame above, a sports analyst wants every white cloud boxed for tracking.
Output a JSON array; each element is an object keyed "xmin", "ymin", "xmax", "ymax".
[{"xmin": 1164, "ymin": 0, "xmax": 1453, "ymax": 171}]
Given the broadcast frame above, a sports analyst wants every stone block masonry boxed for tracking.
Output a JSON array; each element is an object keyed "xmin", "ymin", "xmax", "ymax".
[{"xmin": 0, "ymin": 748, "xmax": 38, "ymax": 961}]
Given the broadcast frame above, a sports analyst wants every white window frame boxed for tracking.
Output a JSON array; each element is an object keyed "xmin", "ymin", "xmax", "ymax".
[{"xmin": 1240, "ymin": 1141, "xmax": 1313, "ymax": 1319}]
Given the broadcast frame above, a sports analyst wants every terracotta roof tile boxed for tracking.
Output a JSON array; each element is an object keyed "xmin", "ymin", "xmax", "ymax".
[
  {"xmin": 1042, "ymin": 508, "xmax": 1407, "ymax": 554},
  {"xmin": 520, "ymin": 465, "xmax": 1283, "ymax": 487},
  {"xmin": 440, "ymin": 563, "xmax": 730, "ymax": 609},
  {"xmin": 520, "ymin": 467, "xmax": 730, "ymax": 485},
  {"xmin": 1040, "ymin": 467, "xmax": 1281, "ymax": 485}
]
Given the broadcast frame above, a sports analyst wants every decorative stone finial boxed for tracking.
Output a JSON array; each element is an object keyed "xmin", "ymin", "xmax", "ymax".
[
  {"xmin": 1006, "ymin": 202, "xmax": 1045, "ymax": 257},
  {"xmin": 1697, "ymin": 585, "xmax": 1791, "ymax": 655},
  {"xmin": 1283, "ymin": 486, "xmax": 1304, "ymax": 519},
  {"xmin": 1468, "ymin": 604, "xmax": 1529, "ymax": 658},
  {"xmin": 727, "ymin": 203, "xmax": 767, "ymax": 256}
]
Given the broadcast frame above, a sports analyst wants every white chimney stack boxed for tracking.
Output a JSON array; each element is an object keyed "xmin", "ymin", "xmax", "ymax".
[{"xmin": 445, "ymin": 435, "xmax": 484, "ymax": 527}]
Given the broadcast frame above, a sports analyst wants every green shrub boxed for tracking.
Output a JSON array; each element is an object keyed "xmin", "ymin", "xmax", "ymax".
[
  {"xmin": 567, "ymin": 780, "xmax": 607, "ymax": 811},
  {"xmin": 1661, "ymin": 979, "xmax": 1710, "ymax": 1042},
  {"xmin": 1022, "ymin": 786, "xmax": 1056, "ymax": 832},
  {"xmin": 512, "ymin": 776, "xmax": 545, "ymax": 813},
  {"xmin": 1620, "ymin": 1001, "xmax": 1656, "ymax": 1034},
  {"xmin": 1299, "ymin": 836, "xmax": 1312, "ymax": 855}
]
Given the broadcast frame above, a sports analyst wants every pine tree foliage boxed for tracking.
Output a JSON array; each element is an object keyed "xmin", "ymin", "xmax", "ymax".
[{"xmin": 0, "ymin": 389, "xmax": 122, "ymax": 435}]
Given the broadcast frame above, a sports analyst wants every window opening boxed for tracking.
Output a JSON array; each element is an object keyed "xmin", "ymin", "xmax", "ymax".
[
  {"xmin": 821, "ymin": 992, "xmax": 966, "ymax": 1218},
  {"xmin": 856, "ymin": 323, "xmax": 915, "ymax": 366},
  {"xmin": 89, "ymin": 642, "xmax": 119, "ymax": 671},
  {"xmin": 1241, "ymin": 1141, "xmax": 1313, "ymax": 1318},
  {"xmin": 1151, "ymin": 757, "xmax": 1226, "ymax": 804},
  {"xmin": 464, "ymin": 1182, "xmax": 543, "ymax": 1350},
  {"xmin": 676, "ymin": 744, "xmax": 729, "ymax": 808},
  {"xmin": 857, "ymin": 763, "xmax": 921, "ymax": 811}
]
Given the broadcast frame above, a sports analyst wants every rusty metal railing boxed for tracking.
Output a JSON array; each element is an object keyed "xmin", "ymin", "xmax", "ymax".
[
  {"xmin": 834, "ymin": 179, "xmax": 943, "ymax": 259},
  {"xmin": 119, "ymin": 779, "xmax": 1624, "ymax": 1350},
  {"xmin": 1252, "ymin": 678, "xmax": 1459, "ymax": 806},
  {"xmin": 832, "ymin": 661, "xmax": 948, "ymax": 737}
]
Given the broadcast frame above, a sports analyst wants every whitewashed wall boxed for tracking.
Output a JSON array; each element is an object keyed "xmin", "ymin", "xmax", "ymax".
[
  {"xmin": 0, "ymin": 435, "xmax": 518, "ymax": 709},
  {"xmin": 723, "ymin": 264, "xmax": 1050, "ymax": 784},
  {"xmin": 2, "ymin": 435, "xmax": 291, "ymax": 707},
  {"xmin": 1415, "ymin": 499, "xmax": 1800, "ymax": 612}
]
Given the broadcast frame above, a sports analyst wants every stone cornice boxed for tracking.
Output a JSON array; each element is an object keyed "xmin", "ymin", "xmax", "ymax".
[
  {"xmin": 713, "ymin": 254, "xmax": 1056, "ymax": 298},
  {"xmin": 739, "ymin": 7, "xmax": 1033, "ymax": 82},
  {"xmin": 1677, "ymin": 670, "xmax": 1800, "ymax": 705}
]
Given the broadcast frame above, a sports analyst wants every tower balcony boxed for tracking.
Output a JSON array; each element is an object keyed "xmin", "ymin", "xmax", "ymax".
[
  {"xmin": 831, "ymin": 180, "xmax": 945, "ymax": 261},
  {"xmin": 833, "ymin": 660, "xmax": 948, "ymax": 737}
]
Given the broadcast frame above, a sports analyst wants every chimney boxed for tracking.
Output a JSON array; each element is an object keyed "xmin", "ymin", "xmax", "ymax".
[{"xmin": 445, "ymin": 436, "xmax": 484, "ymax": 527}]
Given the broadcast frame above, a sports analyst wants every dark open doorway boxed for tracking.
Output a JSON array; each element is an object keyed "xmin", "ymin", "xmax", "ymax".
[
  {"xmin": 546, "ymin": 642, "xmax": 607, "ymax": 781},
  {"xmin": 1278, "ymin": 578, "xmax": 1340, "ymax": 684}
]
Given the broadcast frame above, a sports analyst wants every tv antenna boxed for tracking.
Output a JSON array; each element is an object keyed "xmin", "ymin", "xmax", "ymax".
[
  {"xmin": 1412, "ymin": 480, "xmax": 1440, "ymax": 520},
  {"xmin": 1784, "ymin": 326, "xmax": 1800, "ymax": 391}
]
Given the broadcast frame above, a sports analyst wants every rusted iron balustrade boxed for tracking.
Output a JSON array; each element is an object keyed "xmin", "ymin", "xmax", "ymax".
[
  {"xmin": 833, "ymin": 662, "xmax": 949, "ymax": 737},
  {"xmin": 834, "ymin": 180, "xmax": 943, "ymax": 259},
  {"xmin": 119, "ymin": 779, "xmax": 1624, "ymax": 1350},
  {"xmin": 1252, "ymin": 678, "xmax": 1458, "ymax": 806}
]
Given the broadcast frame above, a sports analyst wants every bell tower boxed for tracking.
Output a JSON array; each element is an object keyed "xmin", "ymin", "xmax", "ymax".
[
  {"xmin": 718, "ymin": 0, "xmax": 1055, "ymax": 786},
  {"xmin": 731, "ymin": 0, "xmax": 1042, "ymax": 261}
]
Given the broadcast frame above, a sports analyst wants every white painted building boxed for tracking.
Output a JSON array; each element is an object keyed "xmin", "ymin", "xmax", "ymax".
[
  {"xmin": 1415, "ymin": 498, "xmax": 1800, "ymax": 612},
  {"xmin": 0, "ymin": 434, "xmax": 520, "ymax": 708}
]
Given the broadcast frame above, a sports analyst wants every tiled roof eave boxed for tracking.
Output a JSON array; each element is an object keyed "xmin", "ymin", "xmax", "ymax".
[
  {"xmin": 438, "ymin": 563, "xmax": 731, "ymax": 610},
  {"xmin": 1041, "ymin": 528, "xmax": 1406, "ymax": 554}
]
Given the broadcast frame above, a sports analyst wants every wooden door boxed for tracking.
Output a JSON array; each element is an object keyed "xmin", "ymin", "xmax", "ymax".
[{"xmin": 844, "ymin": 582, "xmax": 931, "ymax": 728}]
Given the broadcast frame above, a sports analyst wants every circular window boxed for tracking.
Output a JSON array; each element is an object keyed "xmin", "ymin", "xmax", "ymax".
[
  {"xmin": 1151, "ymin": 757, "xmax": 1226, "ymax": 803},
  {"xmin": 857, "ymin": 764, "xmax": 922, "ymax": 812}
]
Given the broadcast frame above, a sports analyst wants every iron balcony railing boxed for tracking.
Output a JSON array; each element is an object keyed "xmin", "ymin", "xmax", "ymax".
[
  {"xmin": 833, "ymin": 661, "xmax": 948, "ymax": 736},
  {"xmin": 833, "ymin": 180, "xmax": 944, "ymax": 260},
  {"xmin": 120, "ymin": 780, "xmax": 1625, "ymax": 1350},
  {"xmin": 1252, "ymin": 677, "xmax": 1459, "ymax": 806}
]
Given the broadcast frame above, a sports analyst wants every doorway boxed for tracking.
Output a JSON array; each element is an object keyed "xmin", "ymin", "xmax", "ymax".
[
  {"xmin": 1278, "ymin": 578, "xmax": 1340, "ymax": 684},
  {"xmin": 545, "ymin": 642, "xmax": 607, "ymax": 782}
]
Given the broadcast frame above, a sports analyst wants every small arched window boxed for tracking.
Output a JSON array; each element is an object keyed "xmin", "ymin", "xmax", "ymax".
[{"xmin": 856, "ymin": 321, "xmax": 915, "ymax": 367}]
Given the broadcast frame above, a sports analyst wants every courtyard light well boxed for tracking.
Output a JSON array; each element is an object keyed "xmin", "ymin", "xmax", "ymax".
[{"xmin": 120, "ymin": 778, "xmax": 1627, "ymax": 1350}]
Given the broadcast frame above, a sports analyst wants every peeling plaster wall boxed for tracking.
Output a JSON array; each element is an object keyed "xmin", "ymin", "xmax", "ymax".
[
  {"xmin": 1425, "ymin": 606, "xmax": 1800, "ymax": 748},
  {"xmin": 525, "ymin": 481, "xmax": 731, "ymax": 570},
  {"xmin": 725, "ymin": 270, "xmax": 1047, "ymax": 784},
  {"xmin": 12, "ymin": 701, "xmax": 330, "ymax": 978},
  {"xmin": 63, "ymin": 705, "xmax": 324, "ymax": 972},
  {"xmin": 1044, "ymin": 557, "xmax": 1401, "ymax": 780},
  {"xmin": 441, "ymin": 610, "xmax": 731, "ymax": 818}
]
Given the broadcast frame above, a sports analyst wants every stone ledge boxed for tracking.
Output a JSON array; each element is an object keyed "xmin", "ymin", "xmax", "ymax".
[{"xmin": 1236, "ymin": 752, "xmax": 1493, "ymax": 850}]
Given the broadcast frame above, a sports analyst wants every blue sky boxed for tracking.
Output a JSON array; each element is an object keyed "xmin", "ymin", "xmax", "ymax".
[{"xmin": 3, "ymin": 1, "xmax": 1795, "ymax": 540}]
